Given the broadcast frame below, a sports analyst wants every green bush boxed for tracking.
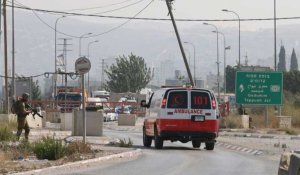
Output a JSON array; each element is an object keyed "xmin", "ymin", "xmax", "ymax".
[{"xmin": 33, "ymin": 136, "xmax": 65, "ymax": 160}]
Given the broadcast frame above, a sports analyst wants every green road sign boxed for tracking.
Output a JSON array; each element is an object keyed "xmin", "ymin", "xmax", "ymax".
[{"xmin": 235, "ymin": 71, "xmax": 283, "ymax": 105}]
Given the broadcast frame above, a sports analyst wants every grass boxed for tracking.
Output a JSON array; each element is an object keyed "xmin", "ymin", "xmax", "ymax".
[
  {"xmin": 0, "ymin": 122, "xmax": 17, "ymax": 141},
  {"xmin": 224, "ymin": 91, "xmax": 300, "ymax": 131}
]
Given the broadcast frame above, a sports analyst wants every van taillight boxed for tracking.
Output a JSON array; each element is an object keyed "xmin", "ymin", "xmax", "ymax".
[
  {"xmin": 161, "ymin": 98, "xmax": 167, "ymax": 108},
  {"xmin": 212, "ymin": 99, "xmax": 216, "ymax": 109}
]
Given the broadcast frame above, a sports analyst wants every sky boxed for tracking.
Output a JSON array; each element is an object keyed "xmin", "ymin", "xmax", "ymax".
[
  {"xmin": 15, "ymin": 0, "xmax": 300, "ymax": 31},
  {"xmin": 1, "ymin": 0, "xmax": 300, "ymax": 93}
]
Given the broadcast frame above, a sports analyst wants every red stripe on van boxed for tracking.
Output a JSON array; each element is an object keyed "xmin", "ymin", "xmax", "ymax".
[{"xmin": 156, "ymin": 119, "xmax": 219, "ymax": 133}]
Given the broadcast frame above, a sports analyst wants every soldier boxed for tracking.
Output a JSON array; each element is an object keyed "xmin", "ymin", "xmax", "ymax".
[{"xmin": 15, "ymin": 93, "xmax": 32, "ymax": 141}]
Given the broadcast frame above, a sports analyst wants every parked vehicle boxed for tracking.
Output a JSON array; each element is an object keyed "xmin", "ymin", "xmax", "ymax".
[
  {"xmin": 92, "ymin": 90, "xmax": 110, "ymax": 99},
  {"xmin": 140, "ymin": 86, "xmax": 220, "ymax": 150},
  {"xmin": 103, "ymin": 112, "xmax": 118, "ymax": 122},
  {"xmin": 56, "ymin": 92, "xmax": 82, "ymax": 113}
]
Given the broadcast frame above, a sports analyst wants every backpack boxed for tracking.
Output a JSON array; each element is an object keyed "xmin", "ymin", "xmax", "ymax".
[{"xmin": 11, "ymin": 100, "xmax": 21, "ymax": 115}]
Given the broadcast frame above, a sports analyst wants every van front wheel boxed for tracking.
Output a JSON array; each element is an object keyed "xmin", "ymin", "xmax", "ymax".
[{"xmin": 143, "ymin": 127, "xmax": 152, "ymax": 147}]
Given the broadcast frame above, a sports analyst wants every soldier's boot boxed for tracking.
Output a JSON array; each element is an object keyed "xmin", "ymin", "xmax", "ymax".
[
  {"xmin": 24, "ymin": 128, "xmax": 30, "ymax": 141},
  {"xmin": 16, "ymin": 130, "xmax": 22, "ymax": 141}
]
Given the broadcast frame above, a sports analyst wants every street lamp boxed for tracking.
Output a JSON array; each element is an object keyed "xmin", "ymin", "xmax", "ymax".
[
  {"xmin": 87, "ymin": 40, "xmax": 99, "ymax": 58},
  {"xmin": 213, "ymin": 31, "xmax": 230, "ymax": 102},
  {"xmin": 222, "ymin": 9, "xmax": 240, "ymax": 68},
  {"xmin": 87, "ymin": 40, "xmax": 99, "ymax": 94},
  {"xmin": 54, "ymin": 15, "xmax": 65, "ymax": 99},
  {"xmin": 184, "ymin": 41, "xmax": 196, "ymax": 87},
  {"xmin": 203, "ymin": 22, "xmax": 220, "ymax": 103},
  {"xmin": 79, "ymin": 32, "xmax": 92, "ymax": 57}
]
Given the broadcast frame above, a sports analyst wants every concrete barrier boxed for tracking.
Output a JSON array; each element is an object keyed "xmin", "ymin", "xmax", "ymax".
[
  {"xmin": 241, "ymin": 115, "xmax": 249, "ymax": 129},
  {"xmin": 0, "ymin": 114, "xmax": 17, "ymax": 123},
  {"xmin": 288, "ymin": 153, "xmax": 300, "ymax": 175},
  {"xmin": 45, "ymin": 112, "xmax": 60, "ymax": 123},
  {"xmin": 72, "ymin": 109, "xmax": 103, "ymax": 136},
  {"xmin": 278, "ymin": 151, "xmax": 300, "ymax": 175},
  {"xmin": 278, "ymin": 116, "xmax": 292, "ymax": 129},
  {"xmin": 0, "ymin": 113, "xmax": 42, "ymax": 128},
  {"xmin": 60, "ymin": 113, "xmax": 72, "ymax": 131},
  {"xmin": 27, "ymin": 114, "xmax": 42, "ymax": 128},
  {"xmin": 118, "ymin": 114, "xmax": 136, "ymax": 126}
]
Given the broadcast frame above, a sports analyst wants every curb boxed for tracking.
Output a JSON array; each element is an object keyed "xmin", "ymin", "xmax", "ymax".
[{"xmin": 13, "ymin": 149, "xmax": 142, "ymax": 175}]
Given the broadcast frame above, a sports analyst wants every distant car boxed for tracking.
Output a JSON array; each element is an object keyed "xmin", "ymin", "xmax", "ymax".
[
  {"xmin": 123, "ymin": 105, "xmax": 133, "ymax": 114},
  {"xmin": 103, "ymin": 112, "xmax": 118, "ymax": 122},
  {"xmin": 114, "ymin": 105, "xmax": 133, "ymax": 114},
  {"xmin": 87, "ymin": 97, "xmax": 103, "ymax": 108}
]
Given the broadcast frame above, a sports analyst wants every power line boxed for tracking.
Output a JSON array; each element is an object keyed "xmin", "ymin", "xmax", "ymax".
[
  {"xmin": 0, "ymin": 73, "xmax": 46, "ymax": 79},
  {"xmin": 7, "ymin": 0, "xmax": 154, "ymax": 38},
  {"xmin": 63, "ymin": 0, "xmax": 137, "ymax": 12},
  {"xmin": 91, "ymin": 0, "xmax": 154, "ymax": 37},
  {"xmin": 5, "ymin": 3, "xmax": 300, "ymax": 22},
  {"xmin": 92, "ymin": 0, "xmax": 146, "ymax": 15}
]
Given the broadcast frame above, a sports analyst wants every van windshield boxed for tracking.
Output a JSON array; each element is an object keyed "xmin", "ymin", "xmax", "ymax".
[
  {"xmin": 191, "ymin": 91, "xmax": 211, "ymax": 109},
  {"xmin": 167, "ymin": 91, "xmax": 188, "ymax": 109},
  {"xmin": 56, "ymin": 93, "xmax": 81, "ymax": 101}
]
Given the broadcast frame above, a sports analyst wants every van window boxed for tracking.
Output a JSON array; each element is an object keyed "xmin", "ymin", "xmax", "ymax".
[
  {"xmin": 191, "ymin": 91, "xmax": 211, "ymax": 109},
  {"xmin": 167, "ymin": 91, "xmax": 188, "ymax": 109}
]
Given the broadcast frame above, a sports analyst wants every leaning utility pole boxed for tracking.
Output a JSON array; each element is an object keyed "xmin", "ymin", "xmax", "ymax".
[
  {"xmin": 165, "ymin": 0, "xmax": 194, "ymax": 86},
  {"xmin": 3, "ymin": 0, "xmax": 9, "ymax": 113}
]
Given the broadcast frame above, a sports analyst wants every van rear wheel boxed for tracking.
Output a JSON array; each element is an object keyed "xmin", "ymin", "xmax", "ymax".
[
  {"xmin": 192, "ymin": 141, "xmax": 201, "ymax": 148},
  {"xmin": 143, "ymin": 127, "xmax": 152, "ymax": 147},
  {"xmin": 205, "ymin": 142, "xmax": 215, "ymax": 150},
  {"xmin": 154, "ymin": 127, "xmax": 163, "ymax": 149},
  {"xmin": 154, "ymin": 135, "xmax": 163, "ymax": 149}
]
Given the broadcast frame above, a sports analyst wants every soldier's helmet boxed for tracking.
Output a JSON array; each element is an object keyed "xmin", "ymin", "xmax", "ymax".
[{"xmin": 22, "ymin": 93, "xmax": 30, "ymax": 100}]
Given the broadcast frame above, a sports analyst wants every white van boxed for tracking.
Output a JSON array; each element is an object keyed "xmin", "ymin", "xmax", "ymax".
[{"xmin": 141, "ymin": 86, "xmax": 220, "ymax": 150}]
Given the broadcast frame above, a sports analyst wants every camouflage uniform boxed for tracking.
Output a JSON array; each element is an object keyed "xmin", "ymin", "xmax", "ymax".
[{"xmin": 16, "ymin": 93, "xmax": 31, "ymax": 140}]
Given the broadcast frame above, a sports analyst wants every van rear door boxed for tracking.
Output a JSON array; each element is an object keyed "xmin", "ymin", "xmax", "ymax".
[
  {"xmin": 191, "ymin": 90, "xmax": 215, "ymax": 121},
  {"xmin": 158, "ymin": 89, "xmax": 218, "ymax": 132}
]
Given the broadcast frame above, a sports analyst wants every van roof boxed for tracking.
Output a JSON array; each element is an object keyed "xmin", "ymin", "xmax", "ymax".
[{"xmin": 161, "ymin": 87, "xmax": 212, "ymax": 92}]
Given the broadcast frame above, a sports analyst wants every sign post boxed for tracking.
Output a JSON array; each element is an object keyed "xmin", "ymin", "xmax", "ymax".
[
  {"xmin": 235, "ymin": 71, "xmax": 283, "ymax": 105},
  {"xmin": 75, "ymin": 57, "xmax": 91, "ymax": 144},
  {"xmin": 235, "ymin": 71, "xmax": 283, "ymax": 127}
]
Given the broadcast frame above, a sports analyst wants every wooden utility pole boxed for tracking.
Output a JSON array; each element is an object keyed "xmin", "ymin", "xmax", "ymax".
[
  {"xmin": 3, "ymin": 0, "xmax": 9, "ymax": 113},
  {"xmin": 165, "ymin": 0, "xmax": 194, "ymax": 86}
]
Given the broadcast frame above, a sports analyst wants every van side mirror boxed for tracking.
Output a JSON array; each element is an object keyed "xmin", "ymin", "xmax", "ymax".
[{"xmin": 140, "ymin": 100, "xmax": 149, "ymax": 108}]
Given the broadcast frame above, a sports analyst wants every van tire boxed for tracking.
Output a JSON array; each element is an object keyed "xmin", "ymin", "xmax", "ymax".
[
  {"xmin": 192, "ymin": 141, "xmax": 201, "ymax": 148},
  {"xmin": 205, "ymin": 142, "xmax": 215, "ymax": 150},
  {"xmin": 154, "ymin": 126, "xmax": 163, "ymax": 149},
  {"xmin": 143, "ymin": 127, "xmax": 152, "ymax": 147},
  {"xmin": 154, "ymin": 135, "xmax": 163, "ymax": 149}
]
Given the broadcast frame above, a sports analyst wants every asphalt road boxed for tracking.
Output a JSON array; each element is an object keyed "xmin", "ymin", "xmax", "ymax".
[{"xmin": 52, "ymin": 128, "xmax": 279, "ymax": 175}]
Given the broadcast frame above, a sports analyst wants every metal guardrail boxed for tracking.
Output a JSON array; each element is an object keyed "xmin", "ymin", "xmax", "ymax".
[{"xmin": 29, "ymin": 100, "xmax": 146, "ymax": 115}]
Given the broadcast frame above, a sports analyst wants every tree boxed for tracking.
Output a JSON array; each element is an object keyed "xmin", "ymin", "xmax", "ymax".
[
  {"xmin": 31, "ymin": 79, "xmax": 41, "ymax": 100},
  {"xmin": 290, "ymin": 48, "xmax": 298, "ymax": 71},
  {"xmin": 104, "ymin": 53, "xmax": 153, "ymax": 93},
  {"xmin": 225, "ymin": 65, "xmax": 237, "ymax": 93},
  {"xmin": 9, "ymin": 76, "xmax": 41, "ymax": 100},
  {"xmin": 278, "ymin": 45, "xmax": 286, "ymax": 71},
  {"xmin": 284, "ymin": 70, "xmax": 300, "ymax": 94}
]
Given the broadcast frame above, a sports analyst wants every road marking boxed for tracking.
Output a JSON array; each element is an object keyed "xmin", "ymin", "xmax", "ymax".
[{"xmin": 216, "ymin": 141, "xmax": 263, "ymax": 156}]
